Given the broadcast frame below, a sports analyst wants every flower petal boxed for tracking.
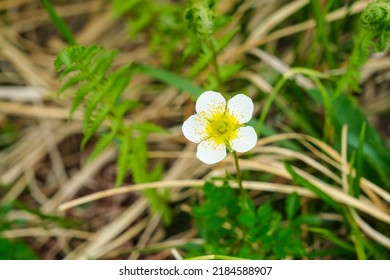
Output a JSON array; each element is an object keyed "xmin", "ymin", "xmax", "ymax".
[
  {"xmin": 197, "ymin": 139, "xmax": 226, "ymax": 164},
  {"xmin": 227, "ymin": 94, "xmax": 254, "ymax": 123},
  {"xmin": 230, "ymin": 126, "xmax": 257, "ymax": 153},
  {"xmin": 182, "ymin": 114, "xmax": 208, "ymax": 143},
  {"xmin": 195, "ymin": 91, "xmax": 226, "ymax": 115}
]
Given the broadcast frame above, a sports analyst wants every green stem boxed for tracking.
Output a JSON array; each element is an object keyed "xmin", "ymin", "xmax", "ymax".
[
  {"xmin": 232, "ymin": 151, "xmax": 243, "ymax": 192},
  {"xmin": 208, "ymin": 39, "xmax": 224, "ymax": 93}
]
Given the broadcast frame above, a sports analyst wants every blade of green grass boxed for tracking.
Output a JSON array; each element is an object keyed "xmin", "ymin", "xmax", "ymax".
[
  {"xmin": 40, "ymin": 0, "xmax": 77, "ymax": 45},
  {"xmin": 350, "ymin": 122, "xmax": 366, "ymax": 197},
  {"xmin": 136, "ymin": 64, "xmax": 203, "ymax": 97},
  {"xmin": 284, "ymin": 162, "xmax": 340, "ymax": 210},
  {"xmin": 310, "ymin": 0, "xmax": 335, "ymax": 68},
  {"xmin": 308, "ymin": 227, "xmax": 355, "ymax": 253}
]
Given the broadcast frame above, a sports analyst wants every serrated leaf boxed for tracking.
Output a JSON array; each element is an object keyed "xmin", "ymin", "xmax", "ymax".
[
  {"xmin": 87, "ymin": 132, "xmax": 115, "ymax": 164},
  {"xmin": 82, "ymin": 66, "xmax": 133, "ymax": 145},
  {"xmin": 69, "ymin": 82, "xmax": 97, "ymax": 116},
  {"xmin": 115, "ymin": 129, "xmax": 131, "ymax": 186},
  {"xmin": 188, "ymin": 46, "xmax": 212, "ymax": 78},
  {"xmin": 214, "ymin": 28, "xmax": 238, "ymax": 52},
  {"xmin": 87, "ymin": 117, "xmax": 121, "ymax": 163},
  {"xmin": 54, "ymin": 48, "xmax": 73, "ymax": 70},
  {"xmin": 58, "ymin": 72, "xmax": 86, "ymax": 95},
  {"xmin": 82, "ymin": 104, "xmax": 111, "ymax": 148},
  {"xmin": 112, "ymin": 0, "xmax": 142, "ymax": 17},
  {"xmin": 220, "ymin": 63, "xmax": 242, "ymax": 81}
]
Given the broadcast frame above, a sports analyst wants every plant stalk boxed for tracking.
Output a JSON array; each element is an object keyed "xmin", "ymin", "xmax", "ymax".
[
  {"xmin": 208, "ymin": 40, "xmax": 224, "ymax": 93},
  {"xmin": 232, "ymin": 151, "xmax": 243, "ymax": 192}
]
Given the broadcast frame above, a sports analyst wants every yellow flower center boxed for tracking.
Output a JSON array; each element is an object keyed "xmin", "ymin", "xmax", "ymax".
[{"xmin": 205, "ymin": 108, "xmax": 240, "ymax": 146}]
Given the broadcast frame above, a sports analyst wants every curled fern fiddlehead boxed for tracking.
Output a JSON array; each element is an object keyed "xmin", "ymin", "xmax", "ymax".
[
  {"xmin": 361, "ymin": 0, "xmax": 390, "ymax": 31},
  {"xmin": 184, "ymin": 0, "xmax": 216, "ymax": 39},
  {"xmin": 360, "ymin": 0, "xmax": 390, "ymax": 52},
  {"xmin": 336, "ymin": 0, "xmax": 390, "ymax": 95}
]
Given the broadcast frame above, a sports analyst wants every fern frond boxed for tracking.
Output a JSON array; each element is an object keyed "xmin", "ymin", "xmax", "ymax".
[
  {"xmin": 87, "ymin": 129, "xmax": 115, "ymax": 164},
  {"xmin": 58, "ymin": 72, "xmax": 86, "ymax": 95},
  {"xmin": 220, "ymin": 63, "xmax": 242, "ymax": 81},
  {"xmin": 214, "ymin": 28, "xmax": 238, "ymax": 52},
  {"xmin": 102, "ymin": 65, "xmax": 134, "ymax": 102},
  {"xmin": 336, "ymin": 0, "xmax": 390, "ymax": 95},
  {"xmin": 87, "ymin": 117, "xmax": 121, "ymax": 163},
  {"xmin": 114, "ymin": 100, "xmax": 139, "ymax": 118},
  {"xmin": 112, "ymin": 0, "xmax": 142, "ymax": 17},
  {"xmin": 82, "ymin": 65, "xmax": 134, "ymax": 147},
  {"xmin": 85, "ymin": 50, "xmax": 119, "ymax": 80},
  {"xmin": 54, "ymin": 47, "xmax": 73, "ymax": 70},
  {"xmin": 55, "ymin": 45, "xmax": 161, "ymax": 188},
  {"xmin": 69, "ymin": 82, "xmax": 98, "ymax": 117},
  {"xmin": 115, "ymin": 128, "xmax": 131, "ymax": 187},
  {"xmin": 129, "ymin": 133, "xmax": 147, "ymax": 183},
  {"xmin": 130, "ymin": 122, "xmax": 167, "ymax": 134},
  {"xmin": 188, "ymin": 46, "xmax": 212, "ymax": 78},
  {"xmin": 128, "ymin": 12, "xmax": 153, "ymax": 37},
  {"xmin": 184, "ymin": 0, "xmax": 216, "ymax": 39},
  {"xmin": 82, "ymin": 88, "xmax": 106, "ymax": 138},
  {"xmin": 361, "ymin": 0, "xmax": 390, "ymax": 32},
  {"xmin": 82, "ymin": 102, "xmax": 113, "ymax": 148}
]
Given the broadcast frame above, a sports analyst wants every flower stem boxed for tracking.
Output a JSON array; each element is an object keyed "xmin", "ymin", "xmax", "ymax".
[{"xmin": 232, "ymin": 151, "xmax": 243, "ymax": 192}]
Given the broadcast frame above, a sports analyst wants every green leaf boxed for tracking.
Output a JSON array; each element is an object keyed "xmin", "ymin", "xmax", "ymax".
[
  {"xmin": 284, "ymin": 163, "xmax": 340, "ymax": 210},
  {"xmin": 81, "ymin": 65, "xmax": 134, "ymax": 147},
  {"xmin": 350, "ymin": 122, "xmax": 366, "ymax": 197},
  {"xmin": 308, "ymin": 227, "xmax": 355, "ymax": 253},
  {"xmin": 294, "ymin": 214, "xmax": 322, "ymax": 226},
  {"xmin": 256, "ymin": 202, "xmax": 272, "ymax": 223},
  {"xmin": 115, "ymin": 128, "xmax": 131, "ymax": 187},
  {"xmin": 285, "ymin": 192, "xmax": 301, "ymax": 220},
  {"xmin": 136, "ymin": 64, "xmax": 203, "ymax": 97},
  {"xmin": 308, "ymin": 89, "xmax": 390, "ymax": 189},
  {"xmin": 333, "ymin": 94, "xmax": 390, "ymax": 188},
  {"xmin": 130, "ymin": 122, "xmax": 167, "ymax": 134},
  {"xmin": 112, "ymin": 0, "xmax": 142, "ymax": 17},
  {"xmin": 87, "ymin": 119, "xmax": 120, "ymax": 163},
  {"xmin": 238, "ymin": 196, "xmax": 256, "ymax": 227},
  {"xmin": 40, "ymin": 0, "xmax": 77, "ymax": 45},
  {"xmin": 69, "ymin": 82, "xmax": 96, "ymax": 116},
  {"xmin": 188, "ymin": 46, "xmax": 212, "ymax": 78},
  {"xmin": 214, "ymin": 28, "xmax": 238, "ymax": 52},
  {"xmin": 0, "ymin": 238, "xmax": 38, "ymax": 260}
]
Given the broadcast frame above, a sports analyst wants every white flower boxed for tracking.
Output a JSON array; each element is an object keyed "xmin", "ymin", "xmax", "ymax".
[{"xmin": 182, "ymin": 91, "xmax": 257, "ymax": 164}]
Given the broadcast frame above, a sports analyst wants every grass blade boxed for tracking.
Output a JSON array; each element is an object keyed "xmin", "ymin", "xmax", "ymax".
[{"xmin": 40, "ymin": 0, "xmax": 77, "ymax": 45}]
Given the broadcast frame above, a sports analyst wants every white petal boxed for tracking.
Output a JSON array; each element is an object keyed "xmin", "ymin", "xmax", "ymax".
[
  {"xmin": 227, "ymin": 94, "xmax": 254, "ymax": 123},
  {"xmin": 197, "ymin": 139, "xmax": 226, "ymax": 164},
  {"xmin": 195, "ymin": 91, "xmax": 226, "ymax": 115},
  {"xmin": 182, "ymin": 114, "xmax": 208, "ymax": 143},
  {"xmin": 231, "ymin": 126, "xmax": 257, "ymax": 153}
]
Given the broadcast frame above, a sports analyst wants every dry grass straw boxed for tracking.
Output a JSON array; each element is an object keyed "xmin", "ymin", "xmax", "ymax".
[
  {"xmin": 58, "ymin": 132, "xmax": 390, "ymax": 226},
  {"xmin": 0, "ymin": 0, "xmax": 389, "ymax": 259}
]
